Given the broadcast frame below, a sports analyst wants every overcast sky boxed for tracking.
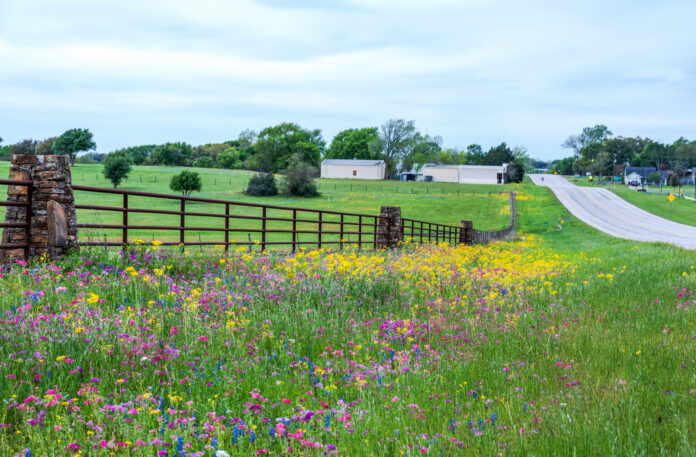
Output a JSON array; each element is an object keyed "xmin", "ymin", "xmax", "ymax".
[{"xmin": 1, "ymin": 0, "xmax": 695, "ymax": 160}]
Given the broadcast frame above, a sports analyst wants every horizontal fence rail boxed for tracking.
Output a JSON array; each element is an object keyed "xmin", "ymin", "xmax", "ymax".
[
  {"xmin": 72, "ymin": 185, "xmax": 383, "ymax": 252},
  {"xmin": 401, "ymin": 218, "xmax": 461, "ymax": 245},
  {"xmin": 0, "ymin": 179, "xmax": 33, "ymax": 259},
  {"xmin": 67, "ymin": 186, "xmax": 517, "ymax": 253}
]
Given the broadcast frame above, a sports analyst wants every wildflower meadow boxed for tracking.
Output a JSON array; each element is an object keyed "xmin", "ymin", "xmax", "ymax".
[{"xmin": 1, "ymin": 234, "xmax": 696, "ymax": 456}]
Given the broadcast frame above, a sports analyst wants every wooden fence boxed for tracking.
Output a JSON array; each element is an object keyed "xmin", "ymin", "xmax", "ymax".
[{"xmin": 72, "ymin": 185, "xmax": 462, "ymax": 252}]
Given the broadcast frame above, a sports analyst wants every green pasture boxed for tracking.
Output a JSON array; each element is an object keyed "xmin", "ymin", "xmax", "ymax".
[{"xmin": 0, "ymin": 163, "xmax": 515, "ymax": 248}]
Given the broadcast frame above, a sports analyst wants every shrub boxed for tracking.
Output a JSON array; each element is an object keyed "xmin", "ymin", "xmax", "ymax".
[
  {"xmin": 667, "ymin": 173, "xmax": 680, "ymax": 187},
  {"xmin": 102, "ymin": 152, "xmax": 133, "ymax": 188},
  {"xmin": 648, "ymin": 172, "xmax": 662, "ymax": 186},
  {"xmin": 279, "ymin": 154, "xmax": 319, "ymax": 197},
  {"xmin": 169, "ymin": 170, "xmax": 202, "ymax": 196},
  {"xmin": 192, "ymin": 156, "xmax": 214, "ymax": 168},
  {"xmin": 244, "ymin": 172, "xmax": 278, "ymax": 196}
]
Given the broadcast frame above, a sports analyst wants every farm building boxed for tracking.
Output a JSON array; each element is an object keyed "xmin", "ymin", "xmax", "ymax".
[
  {"xmin": 421, "ymin": 164, "xmax": 508, "ymax": 184},
  {"xmin": 320, "ymin": 159, "xmax": 385, "ymax": 180}
]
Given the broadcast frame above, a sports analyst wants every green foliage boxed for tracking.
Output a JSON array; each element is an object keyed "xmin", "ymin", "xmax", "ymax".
[
  {"xmin": 643, "ymin": 142, "xmax": 670, "ymax": 171},
  {"xmin": 244, "ymin": 172, "xmax": 278, "ymax": 196},
  {"xmin": 217, "ymin": 147, "xmax": 243, "ymax": 169},
  {"xmin": 648, "ymin": 171, "xmax": 662, "ymax": 185},
  {"xmin": 562, "ymin": 124, "xmax": 613, "ymax": 155},
  {"xmin": 53, "ymin": 128, "xmax": 96, "ymax": 165},
  {"xmin": 35, "ymin": 137, "xmax": 57, "ymax": 155},
  {"xmin": 102, "ymin": 151, "xmax": 133, "ymax": 188},
  {"xmin": 190, "ymin": 143, "xmax": 227, "ymax": 166},
  {"xmin": 169, "ymin": 169, "xmax": 202, "ymax": 196},
  {"xmin": 279, "ymin": 154, "xmax": 319, "ymax": 197},
  {"xmin": 403, "ymin": 133, "xmax": 442, "ymax": 171},
  {"xmin": 192, "ymin": 156, "xmax": 214, "ymax": 168},
  {"xmin": 249, "ymin": 123, "xmax": 325, "ymax": 173},
  {"xmin": 150, "ymin": 142, "xmax": 193, "ymax": 166},
  {"xmin": 325, "ymin": 127, "xmax": 380, "ymax": 160},
  {"xmin": 667, "ymin": 173, "xmax": 680, "ymax": 187},
  {"xmin": 110, "ymin": 145, "xmax": 156, "ymax": 165},
  {"xmin": 10, "ymin": 139, "xmax": 38, "ymax": 155},
  {"xmin": 551, "ymin": 156, "xmax": 576, "ymax": 175}
]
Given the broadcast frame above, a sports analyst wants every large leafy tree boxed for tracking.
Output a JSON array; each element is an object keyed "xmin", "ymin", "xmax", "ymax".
[
  {"xmin": 403, "ymin": 133, "xmax": 442, "ymax": 171},
  {"xmin": 603, "ymin": 137, "xmax": 637, "ymax": 166},
  {"xmin": 169, "ymin": 170, "xmax": 202, "ymax": 196},
  {"xmin": 562, "ymin": 124, "xmax": 612, "ymax": 155},
  {"xmin": 370, "ymin": 119, "xmax": 416, "ymax": 179},
  {"xmin": 248, "ymin": 123, "xmax": 325, "ymax": 173},
  {"xmin": 103, "ymin": 151, "xmax": 133, "ymax": 188},
  {"xmin": 10, "ymin": 139, "xmax": 38, "ymax": 155},
  {"xmin": 643, "ymin": 141, "xmax": 671, "ymax": 171},
  {"xmin": 325, "ymin": 127, "xmax": 380, "ymax": 160},
  {"xmin": 150, "ymin": 142, "xmax": 193, "ymax": 166},
  {"xmin": 52, "ymin": 128, "xmax": 96, "ymax": 165},
  {"xmin": 36, "ymin": 137, "xmax": 57, "ymax": 155}
]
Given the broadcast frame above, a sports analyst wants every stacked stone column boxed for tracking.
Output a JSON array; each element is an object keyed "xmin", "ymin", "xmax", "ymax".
[
  {"xmin": 376, "ymin": 206, "xmax": 403, "ymax": 249},
  {"xmin": 1, "ymin": 155, "xmax": 78, "ymax": 262}
]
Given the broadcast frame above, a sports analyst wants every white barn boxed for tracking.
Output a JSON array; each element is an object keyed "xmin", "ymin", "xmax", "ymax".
[
  {"xmin": 422, "ymin": 164, "xmax": 508, "ymax": 184},
  {"xmin": 320, "ymin": 159, "xmax": 385, "ymax": 180}
]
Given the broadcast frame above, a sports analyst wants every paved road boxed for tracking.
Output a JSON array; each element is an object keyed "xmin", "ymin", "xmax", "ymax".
[{"xmin": 529, "ymin": 174, "xmax": 696, "ymax": 249}]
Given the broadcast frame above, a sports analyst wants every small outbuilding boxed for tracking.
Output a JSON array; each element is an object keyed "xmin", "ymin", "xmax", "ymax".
[
  {"xmin": 320, "ymin": 159, "xmax": 386, "ymax": 180},
  {"xmin": 421, "ymin": 164, "xmax": 508, "ymax": 184}
]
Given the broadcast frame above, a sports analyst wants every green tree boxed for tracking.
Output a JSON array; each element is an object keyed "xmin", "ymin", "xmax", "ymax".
[
  {"xmin": 102, "ymin": 151, "xmax": 133, "ymax": 188},
  {"xmin": 279, "ymin": 153, "xmax": 319, "ymax": 197},
  {"xmin": 465, "ymin": 144, "xmax": 485, "ymax": 164},
  {"xmin": 325, "ymin": 127, "xmax": 380, "ymax": 160},
  {"xmin": 648, "ymin": 171, "xmax": 662, "ymax": 186},
  {"xmin": 217, "ymin": 147, "xmax": 242, "ymax": 169},
  {"xmin": 150, "ymin": 142, "xmax": 193, "ymax": 166},
  {"xmin": 643, "ymin": 142, "xmax": 671, "ymax": 171},
  {"xmin": 562, "ymin": 124, "xmax": 612, "ymax": 155},
  {"xmin": 192, "ymin": 156, "xmax": 214, "ymax": 168},
  {"xmin": 248, "ymin": 123, "xmax": 325, "ymax": 173},
  {"xmin": 403, "ymin": 133, "xmax": 442, "ymax": 171},
  {"xmin": 52, "ymin": 128, "xmax": 96, "ymax": 165},
  {"xmin": 370, "ymin": 119, "xmax": 416, "ymax": 179},
  {"xmin": 552, "ymin": 157, "xmax": 577, "ymax": 175},
  {"xmin": 169, "ymin": 170, "xmax": 202, "ymax": 196},
  {"xmin": 483, "ymin": 142, "xmax": 514, "ymax": 165},
  {"xmin": 35, "ymin": 137, "xmax": 57, "ymax": 155},
  {"xmin": 10, "ymin": 139, "xmax": 38, "ymax": 155},
  {"xmin": 110, "ymin": 145, "xmax": 155, "ymax": 165}
]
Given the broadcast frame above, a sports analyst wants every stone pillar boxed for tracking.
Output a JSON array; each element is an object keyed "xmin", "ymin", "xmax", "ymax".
[
  {"xmin": 459, "ymin": 220, "xmax": 474, "ymax": 245},
  {"xmin": 376, "ymin": 206, "xmax": 403, "ymax": 249},
  {"xmin": 1, "ymin": 155, "xmax": 78, "ymax": 262}
]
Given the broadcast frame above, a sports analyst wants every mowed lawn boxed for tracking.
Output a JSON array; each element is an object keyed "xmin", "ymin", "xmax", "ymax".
[{"xmin": 0, "ymin": 162, "xmax": 515, "ymax": 247}]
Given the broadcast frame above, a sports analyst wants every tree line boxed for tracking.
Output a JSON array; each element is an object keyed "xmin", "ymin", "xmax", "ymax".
[
  {"xmin": 1, "ymin": 120, "xmax": 530, "ymax": 181},
  {"xmin": 551, "ymin": 124, "xmax": 696, "ymax": 183}
]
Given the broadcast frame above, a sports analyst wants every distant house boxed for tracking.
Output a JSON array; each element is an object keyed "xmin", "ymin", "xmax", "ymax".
[
  {"xmin": 320, "ymin": 159, "xmax": 385, "ymax": 180},
  {"xmin": 624, "ymin": 167, "xmax": 668, "ymax": 186},
  {"xmin": 421, "ymin": 164, "xmax": 508, "ymax": 184}
]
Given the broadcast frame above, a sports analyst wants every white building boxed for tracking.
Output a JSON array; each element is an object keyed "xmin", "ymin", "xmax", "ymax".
[
  {"xmin": 421, "ymin": 164, "xmax": 508, "ymax": 184},
  {"xmin": 320, "ymin": 159, "xmax": 386, "ymax": 180}
]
